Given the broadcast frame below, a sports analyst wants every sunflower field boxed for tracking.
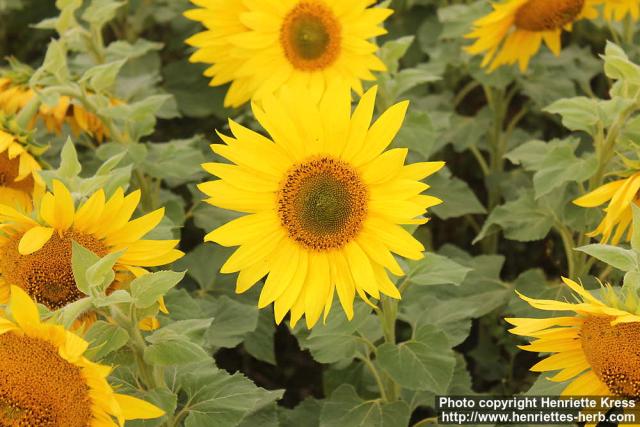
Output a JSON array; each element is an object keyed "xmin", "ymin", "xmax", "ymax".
[{"xmin": 3, "ymin": 0, "xmax": 640, "ymax": 426}]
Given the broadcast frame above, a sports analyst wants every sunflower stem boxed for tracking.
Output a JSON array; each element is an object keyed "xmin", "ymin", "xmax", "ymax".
[
  {"xmin": 481, "ymin": 85, "xmax": 510, "ymax": 253},
  {"xmin": 379, "ymin": 296, "xmax": 401, "ymax": 402}
]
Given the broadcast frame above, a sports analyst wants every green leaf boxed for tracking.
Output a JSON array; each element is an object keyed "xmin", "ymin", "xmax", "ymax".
[
  {"xmin": 376, "ymin": 325, "xmax": 456, "ymax": 393},
  {"xmin": 243, "ymin": 309, "xmax": 276, "ymax": 365},
  {"xmin": 144, "ymin": 339, "xmax": 211, "ymax": 366},
  {"xmin": 131, "ymin": 271, "xmax": 185, "ymax": 309},
  {"xmin": 320, "ymin": 385, "xmax": 411, "ymax": 427},
  {"xmin": 163, "ymin": 60, "xmax": 232, "ymax": 119},
  {"xmin": 59, "ymin": 298, "xmax": 93, "ymax": 329},
  {"xmin": 71, "ymin": 241, "xmax": 100, "ymax": 294},
  {"xmin": 177, "ymin": 366, "xmax": 283, "ymax": 427},
  {"xmin": 279, "ymin": 399, "xmax": 322, "ymax": 427},
  {"xmin": 141, "ymin": 138, "xmax": 207, "ymax": 185},
  {"xmin": 407, "ymin": 253, "xmax": 472, "ymax": 287},
  {"xmin": 92, "ymin": 289, "xmax": 132, "ymax": 307},
  {"xmin": 296, "ymin": 303, "xmax": 373, "ymax": 364},
  {"xmin": 58, "ymin": 137, "xmax": 81, "ymax": 178},
  {"xmin": 544, "ymin": 97, "xmax": 599, "ymax": 134},
  {"xmin": 146, "ymin": 319, "xmax": 213, "ymax": 346},
  {"xmin": 205, "ymin": 295, "xmax": 259, "ymax": 348},
  {"xmin": 576, "ymin": 244, "xmax": 639, "ymax": 272},
  {"xmin": 85, "ymin": 250, "xmax": 122, "ymax": 293},
  {"xmin": 82, "ymin": 0, "xmax": 125, "ymax": 28},
  {"xmin": 428, "ymin": 168, "xmax": 486, "ymax": 219},
  {"xmin": 474, "ymin": 190, "xmax": 556, "ymax": 243},
  {"xmin": 631, "ymin": 205, "xmax": 640, "ymax": 251},
  {"xmin": 506, "ymin": 138, "xmax": 596, "ymax": 198},
  {"xmin": 602, "ymin": 41, "xmax": 640, "ymax": 84},
  {"xmin": 379, "ymin": 36, "xmax": 414, "ymax": 74},
  {"xmin": 174, "ymin": 244, "xmax": 230, "ymax": 290},
  {"xmin": 623, "ymin": 271, "xmax": 640, "ymax": 294},
  {"xmin": 392, "ymin": 110, "xmax": 447, "ymax": 160},
  {"xmin": 80, "ymin": 59, "xmax": 126, "ymax": 92},
  {"xmin": 71, "ymin": 242, "xmax": 121, "ymax": 294},
  {"xmin": 84, "ymin": 320, "xmax": 129, "ymax": 360}
]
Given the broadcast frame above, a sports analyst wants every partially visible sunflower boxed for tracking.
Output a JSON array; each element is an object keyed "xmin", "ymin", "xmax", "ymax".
[
  {"xmin": 200, "ymin": 86, "xmax": 444, "ymax": 328},
  {"xmin": 184, "ymin": 0, "xmax": 391, "ymax": 108},
  {"xmin": 603, "ymin": 0, "xmax": 639, "ymax": 21},
  {"xmin": 0, "ymin": 285, "xmax": 164, "ymax": 426},
  {"xmin": 465, "ymin": 0, "xmax": 599, "ymax": 72},
  {"xmin": 508, "ymin": 277, "xmax": 640, "ymax": 400},
  {"xmin": 0, "ymin": 77, "xmax": 117, "ymax": 142},
  {"xmin": 0, "ymin": 181, "xmax": 183, "ymax": 321},
  {"xmin": 0, "ymin": 117, "xmax": 44, "ymax": 210},
  {"xmin": 573, "ymin": 173, "xmax": 640, "ymax": 244}
]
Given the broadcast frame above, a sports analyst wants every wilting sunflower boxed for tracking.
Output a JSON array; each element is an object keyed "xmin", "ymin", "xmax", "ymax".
[
  {"xmin": 603, "ymin": 0, "xmax": 640, "ymax": 21},
  {"xmin": 508, "ymin": 277, "xmax": 640, "ymax": 399},
  {"xmin": 465, "ymin": 0, "xmax": 599, "ymax": 72},
  {"xmin": 200, "ymin": 86, "xmax": 444, "ymax": 328},
  {"xmin": 0, "ymin": 120, "xmax": 44, "ymax": 210},
  {"xmin": 0, "ymin": 285, "xmax": 164, "ymax": 425},
  {"xmin": 0, "ymin": 77, "xmax": 115, "ymax": 142},
  {"xmin": 184, "ymin": 0, "xmax": 391, "ymax": 108},
  {"xmin": 0, "ymin": 180, "xmax": 183, "ymax": 314},
  {"xmin": 573, "ymin": 173, "xmax": 640, "ymax": 244}
]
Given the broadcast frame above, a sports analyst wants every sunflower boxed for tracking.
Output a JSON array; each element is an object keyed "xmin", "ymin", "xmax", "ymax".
[
  {"xmin": 602, "ymin": 0, "xmax": 640, "ymax": 21},
  {"xmin": 184, "ymin": 0, "xmax": 391, "ymax": 108},
  {"xmin": 0, "ymin": 121, "xmax": 44, "ymax": 211},
  {"xmin": 0, "ymin": 180, "xmax": 183, "ymax": 314},
  {"xmin": 508, "ymin": 277, "xmax": 640, "ymax": 400},
  {"xmin": 573, "ymin": 173, "xmax": 640, "ymax": 244},
  {"xmin": 0, "ymin": 77, "xmax": 116, "ymax": 142},
  {"xmin": 0, "ymin": 285, "xmax": 164, "ymax": 425},
  {"xmin": 199, "ymin": 86, "xmax": 444, "ymax": 328},
  {"xmin": 465, "ymin": 0, "xmax": 599, "ymax": 72}
]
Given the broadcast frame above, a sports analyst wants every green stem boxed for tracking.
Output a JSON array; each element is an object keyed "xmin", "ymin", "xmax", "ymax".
[
  {"xmin": 481, "ymin": 85, "xmax": 510, "ymax": 253},
  {"xmin": 380, "ymin": 296, "xmax": 397, "ymax": 344},
  {"xmin": 555, "ymin": 224, "xmax": 577, "ymax": 279},
  {"xmin": 357, "ymin": 354, "xmax": 388, "ymax": 402},
  {"xmin": 15, "ymin": 96, "xmax": 41, "ymax": 129},
  {"xmin": 378, "ymin": 296, "xmax": 400, "ymax": 401}
]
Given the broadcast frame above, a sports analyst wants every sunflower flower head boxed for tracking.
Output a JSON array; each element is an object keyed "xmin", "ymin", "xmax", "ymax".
[
  {"xmin": 0, "ymin": 180, "xmax": 184, "ymax": 312},
  {"xmin": 573, "ymin": 172, "xmax": 640, "ymax": 244},
  {"xmin": 0, "ymin": 114, "xmax": 45, "ymax": 211},
  {"xmin": 199, "ymin": 86, "xmax": 444, "ymax": 328},
  {"xmin": 508, "ymin": 277, "xmax": 640, "ymax": 398},
  {"xmin": 0, "ymin": 73, "xmax": 118, "ymax": 142},
  {"xmin": 603, "ymin": 0, "xmax": 639, "ymax": 21},
  {"xmin": 0, "ymin": 285, "xmax": 164, "ymax": 425},
  {"xmin": 184, "ymin": 0, "xmax": 391, "ymax": 108},
  {"xmin": 465, "ymin": 0, "xmax": 599, "ymax": 72}
]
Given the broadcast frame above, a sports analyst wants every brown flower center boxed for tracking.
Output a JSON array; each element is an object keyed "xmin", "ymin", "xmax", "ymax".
[
  {"xmin": 277, "ymin": 157, "xmax": 367, "ymax": 251},
  {"xmin": 581, "ymin": 316, "xmax": 640, "ymax": 396},
  {"xmin": 514, "ymin": 0, "xmax": 584, "ymax": 31},
  {"xmin": 0, "ymin": 230, "xmax": 109, "ymax": 310},
  {"xmin": 280, "ymin": 1, "xmax": 341, "ymax": 71},
  {"xmin": 0, "ymin": 332, "xmax": 92, "ymax": 426},
  {"xmin": 0, "ymin": 150, "xmax": 34, "ymax": 194}
]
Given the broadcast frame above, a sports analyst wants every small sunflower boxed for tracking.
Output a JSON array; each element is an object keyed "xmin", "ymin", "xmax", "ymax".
[
  {"xmin": 200, "ymin": 86, "xmax": 444, "ymax": 328},
  {"xmin": 573, "ymin": 173, "xmax": 640, "ymax": 244},
  {"xmin": 602, "ymin": 0, "xmax": 640, "ymax": 21},
  {"xmin": 0, "ymin": 285, "xmax": 164, "ymax": 425},
  {"xmin": 0, "ymin": 180, "xmax": 183, "ymax": 313},
  {"xmin": 508, "ymin": 277, "xmax": 640, "ymax": 399},
  {"xmin": 0, "ymin": 120, "xmax": 44, "ymax": 210},
  {"xmin": 465, "ymin": 0, "xmax": 599, "ymax": 72},
  {"xmin": 0, "ymin": 77, "xmax": 116, "ymax": 142},
  {"xmin": 184, "ymin": 0, "xmax": 391, "ymax": 108}
]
